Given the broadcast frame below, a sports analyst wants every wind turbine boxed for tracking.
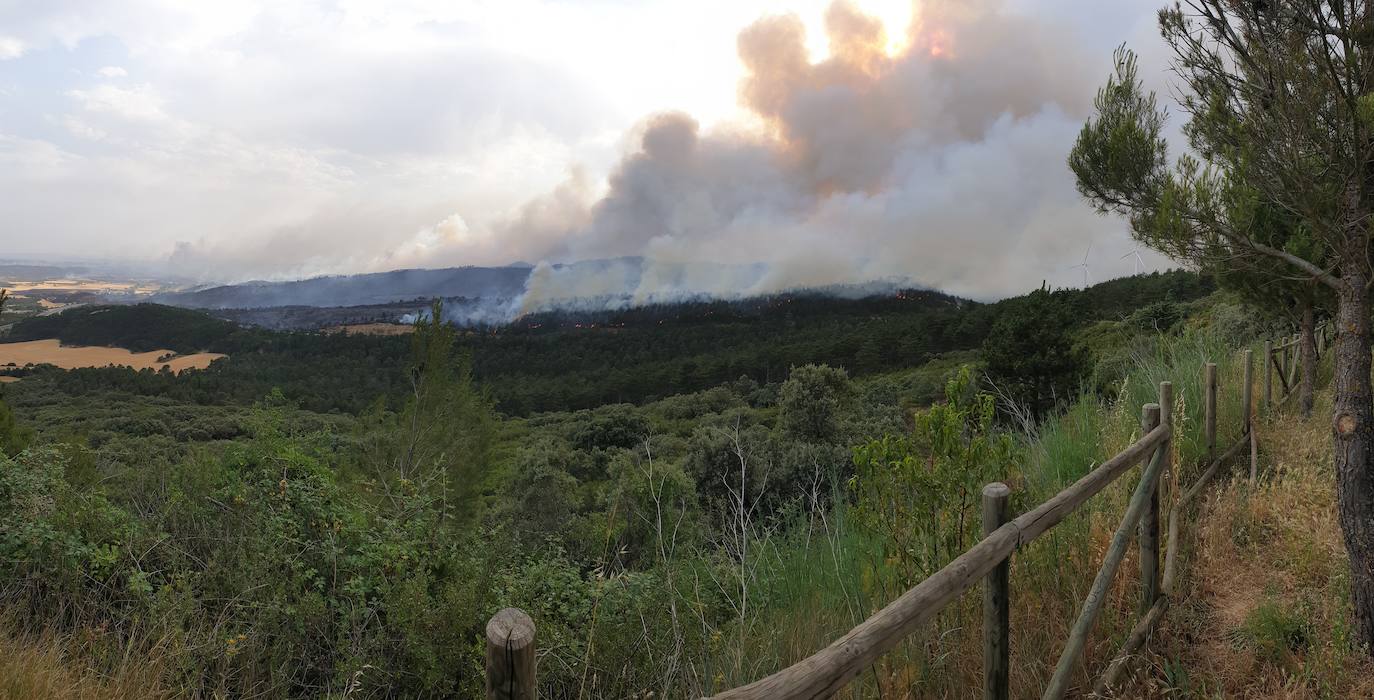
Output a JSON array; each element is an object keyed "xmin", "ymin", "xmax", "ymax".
[
  {"xmin": 1070, "ymin": 243, "xmax": 1092, "ymax": 287},
  {"xmin": 1121, "ymin": 246, "xmax": 1145, "ymax": 275}
]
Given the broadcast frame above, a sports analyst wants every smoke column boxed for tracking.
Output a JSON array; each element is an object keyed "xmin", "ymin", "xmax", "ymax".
[{"xmin": 498, "ymin": 0, "xmax": 1115, "ymax": 313}]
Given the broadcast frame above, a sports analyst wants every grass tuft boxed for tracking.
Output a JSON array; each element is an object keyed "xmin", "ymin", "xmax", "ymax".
[{"xmin": 0, "ymin": 620, "xmax": 175, "ymax": 700}]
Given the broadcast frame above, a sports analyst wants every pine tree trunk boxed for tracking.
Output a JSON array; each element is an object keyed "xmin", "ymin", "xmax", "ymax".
[
  {"xmin": 1333, "ymin": 269, "xmax": 1374, "ymax": 649},
  {"xmin": 1300, "ymin": 299, "xmax": 1316, "ymax": 418}
]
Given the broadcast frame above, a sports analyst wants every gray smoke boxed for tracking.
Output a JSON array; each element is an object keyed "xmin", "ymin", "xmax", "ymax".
[
  {"xmin": 144, "ymin": 0, "xmax": 1165, "ymax": 315},
  {"xmin": 500, "ymin": 0, "xmax": 1131, "ymax": 310}
]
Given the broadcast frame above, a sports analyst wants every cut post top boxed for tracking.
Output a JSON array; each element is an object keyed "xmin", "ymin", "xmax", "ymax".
[
  {"xmin": 487, "ymin": 608, "xmax": 536, "ymax": 649},
  {"xmin": 982, "ymin": 482, "xmax": 1011, "ymax": 500}
]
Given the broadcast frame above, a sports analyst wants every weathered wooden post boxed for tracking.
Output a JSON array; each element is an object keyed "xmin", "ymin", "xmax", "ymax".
[
  {"xmin": 1044, "ymin": 399, "xmax": 1169, "ymax": 700},
  {"xmin": 1279, "ymin": 340, "xmax": 1286, "ymax": 382},
  {"xmin": 982, "ymin": 482, "xmax": 1011, "ymax": 700},
  {"xmin": 486, "ymin": 608, "xmax": 536, "ymax": 700},
  {"xmin": 1287, "ymin": 340, "xmax": 1300, "ymax": 393},
  {"xmin": 1139, "ymin": 399, "xmax": 1163, "ymax": 612},
  {"xmin": 1263, "ymin": 340, "xmax": 1273, "ymax": 409},
  {"xmin": 1159, "ymin": 380, "xmax": 1173, "ymax": 475},
  {"xmin": 1204, "ymin": 362, "xmax": 1217, "ymax": 461},
  {"xmin": 1242, "ymin": 350, "xmax": 1254, "ymax": 434}
]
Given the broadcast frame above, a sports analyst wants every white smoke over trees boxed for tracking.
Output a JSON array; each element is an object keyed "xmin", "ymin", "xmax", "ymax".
[{"xmin": 493, "ymin": 0, "xmax": 1166, "ymax": 310}]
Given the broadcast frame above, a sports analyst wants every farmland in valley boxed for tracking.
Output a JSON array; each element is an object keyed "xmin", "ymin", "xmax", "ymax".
[{"xmin": 0, "ymin": 338, "xmax": 224, "ymax": 373}]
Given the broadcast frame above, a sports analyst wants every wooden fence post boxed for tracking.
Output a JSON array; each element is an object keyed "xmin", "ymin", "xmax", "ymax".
[
  {"xmin": 1279, "ymin": 341, "xmax": 1287, "ymax": 386},
  {"xmin": 1204, "ymin": 362, "xmax": 1217, "ymax": 461},
  {"xmin": 1286, "ymin": 340, "xmax": 1300, "ymax": 392},
  {"xmin": 1242, "ymin": 349, "xmax": 1253, "ymax": 433},
  {"xmin": 486, "ymin": 608, "xmax": 536, "ymax": 700},
  {"xmin": 1159, "ymin": 380, "xmax": 1173, "ymax": 476},
  {"xmin": 1263, "ymin": 340, "xmax": 1273, "ymax": 409},
  {"xmin": 982, "ymin": 482, "xmax": 1011, "ymax": 700},
  {"xmin": 1139, "ymin": 400, "xmax": 1163, "ymax": 612}
]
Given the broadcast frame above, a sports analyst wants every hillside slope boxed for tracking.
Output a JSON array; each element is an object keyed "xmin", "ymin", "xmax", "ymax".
[
  {"xmin": 1113, "ymin": 385, "xmax": 1374, "ymax": 697},
  {"xmin": 150, "ymin": 265, "xmax": 532, "ymax": 308}
]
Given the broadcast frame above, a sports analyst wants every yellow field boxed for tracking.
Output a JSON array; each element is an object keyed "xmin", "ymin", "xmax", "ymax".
[
  {"xmin": 5, "ymin": 280, "xmax": 161, "ymax": 294},
  {"xmin": 321, "ymin": 323, "xmax": 414, "ymax": 336},
  {"xmin": 0, "ymin": 376, "xmax": 18, "ymax": 383},
  {"xmin": 0, "ymin": 339, "xmax": 225, "ymax": 374}
]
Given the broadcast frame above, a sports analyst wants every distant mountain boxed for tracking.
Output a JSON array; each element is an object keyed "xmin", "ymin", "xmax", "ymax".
[
  {"xmin": 151, "ymin": 265, "xmax": 532, "ymax": 309},
  {"xmin": 147, "ymin": 257, "xmax": 932, "ymax": 324},
  {"xmin": 0, "ymin": 263, "xmax": 89, "ymax": 282}
]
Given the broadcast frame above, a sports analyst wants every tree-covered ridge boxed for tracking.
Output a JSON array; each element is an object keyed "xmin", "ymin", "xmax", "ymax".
[
  {"xmin": 5, "ymin": 304, "xmax": 245, "ymax": 354},
  {"xmin": 2, "ymin": 270, "xmax": 1213, "ymax": 416}
]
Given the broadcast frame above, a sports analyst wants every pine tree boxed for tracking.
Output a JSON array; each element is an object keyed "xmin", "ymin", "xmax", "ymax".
[{"xmin": 1069, "ymin": 4, "xmax": 1374, "ymax": 646}]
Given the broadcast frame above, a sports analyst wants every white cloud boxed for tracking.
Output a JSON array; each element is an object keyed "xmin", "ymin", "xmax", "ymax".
[
  {"xmin": 60, "ymin": 116, "xmax": 106, "ymax": 141},
  {"xmin": 67, "ymin": 83, "xmax": 168, "ymax": 122},
  {"xmin": 0, "ymin": 133, "xmax": 78, "ymax": 174},
  {"xmin": 96, "ymin": 65, "xmax": 128, "ymax": 77},
  {"xmin": 0, "ymin": 36, "xmax": 23, "ymax": 60}
]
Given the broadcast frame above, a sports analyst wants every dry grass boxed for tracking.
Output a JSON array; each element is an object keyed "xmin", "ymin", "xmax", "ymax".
[
  {"xmin": 0, "ymin": 338, "xmax": 225, "ymax": 373},
  {"xmin": 1110, "ymin": 387, "xmax": 1374, "ymax": 698},
  {"xmin": 0, "ymin": 623, "xmax": 176, "ymax": 700},
  {"xmin": 6, "ymin": 279, "xmax": 161, "ymax": 294},
  {"xmin": 321, "ymin": 323, "xmax": 414, "ymax": 336}
]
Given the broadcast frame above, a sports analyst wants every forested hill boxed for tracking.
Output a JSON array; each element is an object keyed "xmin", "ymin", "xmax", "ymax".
[
  {"xmin": 1, "ymin": 270, "xmax": 1213, "ymax": 415},
  {"xmin": 150, "ymin": 264, "xmax": 531, "ymax": 308},
  {"xmin": 5, "ymin": 304, "xmax": 245, "ymax": 354}
]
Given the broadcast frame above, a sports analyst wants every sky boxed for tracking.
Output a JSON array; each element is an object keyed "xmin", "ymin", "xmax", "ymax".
[{"xmin": 0, "ymin": 0, "xmax": 1180, "ymax": 299}]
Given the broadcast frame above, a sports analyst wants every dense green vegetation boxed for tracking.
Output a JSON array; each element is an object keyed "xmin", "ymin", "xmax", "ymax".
[
  {"xmin": 0, "ymin": 272, "xmax": 1281, "ymax": 696},
  {"xmin": 1, "ymin": 270, "xmax": 1212, "ymax": 416}
]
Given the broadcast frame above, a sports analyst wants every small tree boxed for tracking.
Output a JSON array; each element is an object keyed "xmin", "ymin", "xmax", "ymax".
[
  {"xmin": 980, "ymin": 284, "xmax": 1083, "ymax": 419},
  {"xmin": 354, "ymin": 299, "xmax": 496, "ymax": 526},
  {"xmin": 0, "ymin": 399, "xmax": 30, "ymax": 457},
  {"xmin": 1069, "ymin": 4, "xmax": 1374, "ymax": 646},
  {"xmin": 777, "ymin": 364, "xmax": 854, "ymax": 443},
  {"xmin": 502, "ymin": 441, "xmax": 580, "ymax": 545},
  {"xmin": 850, "ymin": 366, "xmax": 1016, "ymax": 586}
]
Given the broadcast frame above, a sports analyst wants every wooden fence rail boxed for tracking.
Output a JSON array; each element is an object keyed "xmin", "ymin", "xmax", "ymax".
[
  {"xmin": 484, "ymin": 327, "xmax": 1322, "ymax": 698},
  {"xmin": 707, "ymin": 420, "xmax": 1171, "ymax": 700}
]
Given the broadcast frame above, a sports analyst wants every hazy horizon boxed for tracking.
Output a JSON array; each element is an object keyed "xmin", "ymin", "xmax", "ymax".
[{"xmin": 3, "ymin": 0, "xmax": 1179, "ymax": 299}]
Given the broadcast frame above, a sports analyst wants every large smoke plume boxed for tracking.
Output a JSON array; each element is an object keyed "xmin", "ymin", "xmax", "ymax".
[{"xmin": 498, "ymin": 0, "xmax": 1130, "ymax": 313}]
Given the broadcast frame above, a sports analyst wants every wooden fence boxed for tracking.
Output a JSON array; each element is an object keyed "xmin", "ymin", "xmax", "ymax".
[{"xmin": 482, "ymin": 327, "xmax": 1326, "ymax": 699}]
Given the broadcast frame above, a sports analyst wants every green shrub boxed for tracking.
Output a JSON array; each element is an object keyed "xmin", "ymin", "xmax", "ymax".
[
  {"xmin": 778, "ymin": 364, "xmax": 854, "ymax": 443},
  {"xmin": 1238, "ymin": 597, "xmax": 1312, "ymax": 663},
  {"xmin": 850, "ymin": 366, "xmax": 1017, "ymax": 585}
]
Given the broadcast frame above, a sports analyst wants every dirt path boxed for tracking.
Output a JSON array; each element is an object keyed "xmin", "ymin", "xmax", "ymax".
[{"xmin": 1110, "ymin": 389, "xmax": 1374, "ymax": 698}]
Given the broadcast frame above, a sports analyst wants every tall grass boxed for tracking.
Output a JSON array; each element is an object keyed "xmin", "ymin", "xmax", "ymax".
[
  {"xmin": 700, "ymin": 328, "xmax": 1260, "ymax": 696},
  {"xmin": 1123, "ymin": 364, "xmax": 1374, "ymax": 697},
  {"xmin": 0, "ymin": 617, "xmax": 176, "ymax": 700}
]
